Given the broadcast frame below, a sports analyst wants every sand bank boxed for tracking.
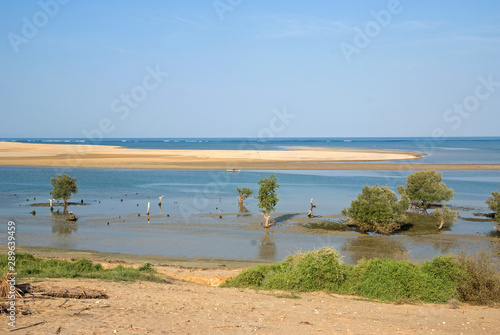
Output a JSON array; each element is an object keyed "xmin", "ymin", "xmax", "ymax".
[{"xmin": 1, "ymin": 141, "xmax": 499, "ymax": 170}]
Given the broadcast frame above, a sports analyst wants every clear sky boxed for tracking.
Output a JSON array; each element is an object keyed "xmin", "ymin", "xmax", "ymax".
[{"xmin": 1, "ymin": 0, "xmax": 499, "ymax": 138}]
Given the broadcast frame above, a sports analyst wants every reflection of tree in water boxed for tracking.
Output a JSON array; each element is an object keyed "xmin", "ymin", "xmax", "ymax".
[
  {"xmin": 259, "ymin": 230, "xmax": 277, "ymax": 260},
  {"xmin": 51, "ymin": 222, "xmax": 78, "ymax": 235},
  {"xmin": 237, "ymin": 204, "xmax": 249, "ymax": 216},
  {"xmin": 408, "ymin": 235, "xmax": 458, "ymax": 255},
  {"xmin": 50, "ymin": 212, "xmax": 78, "ymax": 235},
  {"xmin": 342, "ymin": 236, "xmax": 408, "ymax": 264}
]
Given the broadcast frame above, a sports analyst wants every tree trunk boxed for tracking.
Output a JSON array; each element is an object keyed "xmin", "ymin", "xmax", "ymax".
[
  {"xmin": 263, "ymin": 212, "xmax": 271, "ymax": 228},
  {"xmin": 238, "ymin": 196, "xmax": 243, "ymax": 207},
  {"xmin": 438, "ymin": 218, "xmax": 445, "ymax": 230},
  {"xmin": 308, "ymin": 198, "xmax": 316, "ymax": 218}
]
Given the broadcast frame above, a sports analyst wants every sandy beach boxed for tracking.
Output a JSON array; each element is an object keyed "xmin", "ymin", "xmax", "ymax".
[
  {"xmin": 0, "ymin": 142, "xmax": 422, "ymax": 169},
  {"xmin": 1, "ymin": 141, "xmax": 499, "ymax": 170},
  {"xmin": 2, "ymin": 247, "xmax": 499, "ymax": 334}
]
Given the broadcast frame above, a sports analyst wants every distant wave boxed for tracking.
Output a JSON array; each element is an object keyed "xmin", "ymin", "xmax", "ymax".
[{"xmin": 436, "ymin": 147, "xmax": 475, "ymax": 151}]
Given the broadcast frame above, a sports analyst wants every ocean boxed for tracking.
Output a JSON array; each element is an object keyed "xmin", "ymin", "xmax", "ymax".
[{"xmin": 1, "ymin": 137, "xmax": 499, "ymax": 263}]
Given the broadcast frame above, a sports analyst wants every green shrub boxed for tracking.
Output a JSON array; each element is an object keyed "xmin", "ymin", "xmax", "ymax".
[
  {"xmin": 486, "ymin": 190, "xmax": 500, "ymax": 222},
  {"xmin": 222, "ymin": 248, "xmax": 348, "ymax": 292},
  {"xmin": 265, "ymin": 248, "xmax": 347, "ymax": 292},
  {"xmin": 340, "ymin": 257, "xmax": 463, "ymax": 303},
  {"xmin": 138, "ymin": 262, "xmax": 153, "ymax": 272},
  {"xmin": 342, "ymin": 184, "xmax": 409, "ymax": 234},
  {"xmin": 456, "ymin": 250, "xmax": 500, "ymax": 305},
  {"xmin": 220, "ymin": 264, "xmax": 271, "ymax": 289},
  {"xmin": 222, "ymin": 249, "xmax": 500, "ymax": 305},
  {"xmin": 397, "ymin": 170, "xmax": 454, "ymax": 210},
  {"xmin": 0, "ymin": 253, "xmax": 163, "ymax": 283},
  {"xmin": 303, "ymin": 220, "xmax": 351, "ymax": 231}
]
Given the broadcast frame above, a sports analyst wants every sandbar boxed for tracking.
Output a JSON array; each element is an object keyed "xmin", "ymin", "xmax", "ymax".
[{"xmin": 0, "ymin": 141, "xmax": 499, "ymax": 170}]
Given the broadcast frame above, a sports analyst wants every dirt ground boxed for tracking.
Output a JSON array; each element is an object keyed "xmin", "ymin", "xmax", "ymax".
[{"xmin": 2, "ymin": 266, "xmax": 500, "ymax": 334}]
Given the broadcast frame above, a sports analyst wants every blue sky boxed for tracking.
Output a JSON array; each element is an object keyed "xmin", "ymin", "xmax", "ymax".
[{"xmin": 1, "ymin": 0, "xmax": 499, "ymax": 138}]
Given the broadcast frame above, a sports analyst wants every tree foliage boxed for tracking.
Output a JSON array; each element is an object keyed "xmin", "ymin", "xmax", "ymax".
[
  {"xmin": 50, "ymin": 174, "xmax": 78, "ymax": 205},
  {"xmin": 236, "ymin": 187, "xmax": 254, "ymax": 206},
  {"xmin": 486, "ymin": 189, "xmax": 500, "ymax": 222},
  {"xmin": 341, "ymin": 184, "xmax": 409, "ymax": 234},
  {"xmin": 432, "ymin": 205, "xmax": 459, "ymax": 230},
  {"xmin": 397, "ymin": 170, "xmax": 454, "ymax": 210},
  {"xmin": 255, "ymin": 175, "xmax": 279, "ymax": 227}
]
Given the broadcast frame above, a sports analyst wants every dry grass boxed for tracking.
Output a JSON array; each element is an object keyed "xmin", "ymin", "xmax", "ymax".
[{"xmin": 0, "ymin": 272, "xmax": 21, "ymax": 298}]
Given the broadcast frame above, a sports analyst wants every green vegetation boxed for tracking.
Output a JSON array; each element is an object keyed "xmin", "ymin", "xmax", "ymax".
[
  {"xmin": 255, "ymin": 175, "xmax": 279, "ymax": 228},
  {"xmin": 221, "ymin": 248, "xmax": 347, "ymax": 292},
  {"xmin": 236, "ymin": 187, "xmax": 254, "ymax": 206},
  {"xmin": 433, "ymin": 205, "xmax": 459, "ymax": 230},
  {"xmin": 222, "ymin": 248, "xmax": 500, "ymax": 305},
  {"xmin": 397, "ymin": 170, "xmax": 454, "ymax": 210},
  {"xmin": 302, "ymin": 220, "xmax": 351, "ymax": 231},
  {"xmin": 343, "ymin": 256, "xmax": 465, "ymax": 303},
  {"xmin": 50, "ymin": 174, "xmax": 78, "ymax": 206},
  {"xmin": 456, "ymin": 250, "xmax": 500, "ymax": 304},
  {"xmin": 486, "ymin": 189, "xmax": 500, "ymax": 222},
  {"xmin": 341, "ymin": 184, "xmax": 409, "ymax": 234},
  {"xmin": 0, "ymin": 253, "xmax": 163, "ymax": 283}
]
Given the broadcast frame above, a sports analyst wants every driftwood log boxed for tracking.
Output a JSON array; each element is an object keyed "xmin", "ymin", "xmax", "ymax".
[{"xmin": 17, "ymin": 284, "xmax": 107, "ymax": 299}]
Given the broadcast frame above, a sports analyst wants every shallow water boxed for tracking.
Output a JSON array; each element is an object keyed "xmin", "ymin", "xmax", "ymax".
[{"xmin": 1, "ymin": 166, "xmax": 499, "ymax": 263}]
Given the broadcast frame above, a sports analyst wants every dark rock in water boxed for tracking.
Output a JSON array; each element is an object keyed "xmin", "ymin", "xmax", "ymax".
[
  {"xmin": 138, "ymin": 213, "xmax": 141, "ymax": 217},
  {"xmin": 107, "ymin": 222, "xmax": 109, "ymax": 225},
  {"xmin": 473, "ymin": 212, "xmax": 496, "ymax": 218},
  {"xmin": 66, "ymin": 212, "xmax": 77, "ymax": 221},
  {"xmin": 121, "ymin": 199, "xmax": 123, "ymax": 202},
  {"xmin": 81, "ymin": 199, "xmax": 83, "ymax": 203},
  {"xmin": 30, "ymin": 210, "xmax": 36, "ymax": 216}
]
